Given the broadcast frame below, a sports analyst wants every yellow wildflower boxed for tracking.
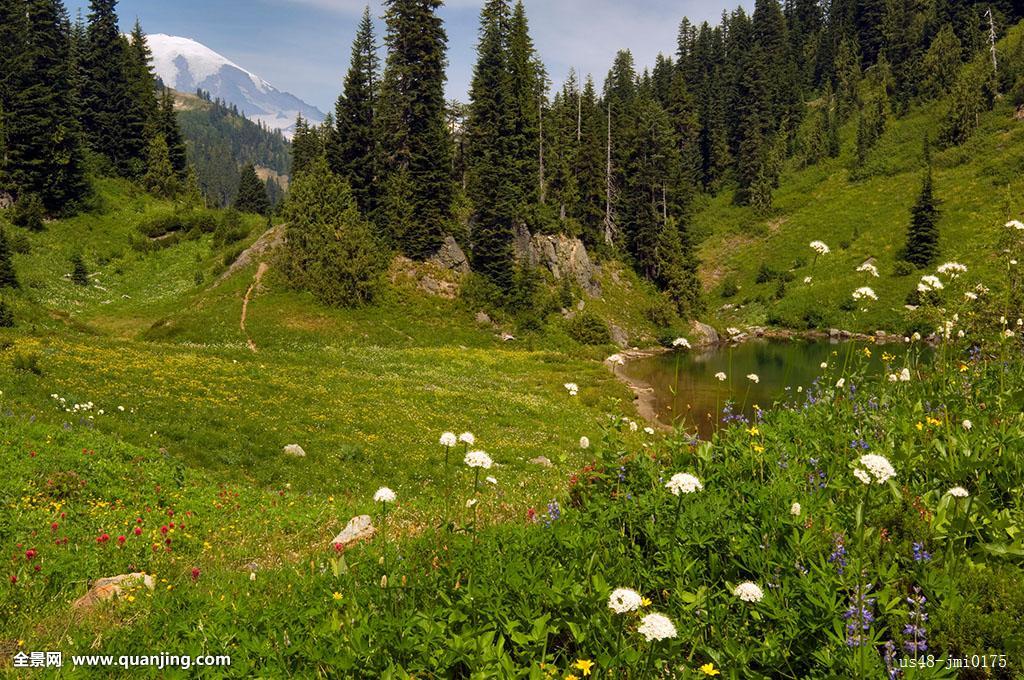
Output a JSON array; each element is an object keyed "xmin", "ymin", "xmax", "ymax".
[
  {"xmin": 753, "ymin": 444, "xmax": 765, "ymax": 454},
  {"xmin": 699, "ymin": 662, "xmax": 721, "ymax": 676},
  {"xmin": 641, "ymin": 596, "xmax": 651, "ymax": 607},
  {"xmin": 332, "ymin": 592, "xmax": 343, "ymax": 601},
  {"xmin": 574, "ymin": 659, "xmax": 594, "ymax": 676},
  {"xmin": 916, "ymin": 422, "xmax": 924, "ymax": 431}
]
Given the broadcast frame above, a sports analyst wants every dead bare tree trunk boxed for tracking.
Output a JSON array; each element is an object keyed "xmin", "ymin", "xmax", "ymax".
[
  {"xmin": 603, "ymin": 102, "xmax": 615, "ymax": 246},
  {"xmin": 538, "ymin": 93, "xmax": 546, "ymax": 204}
]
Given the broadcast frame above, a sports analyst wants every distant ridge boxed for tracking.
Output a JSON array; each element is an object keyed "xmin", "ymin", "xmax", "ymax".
[{"xmin": 148, "ymin": 33, "xmax": 325, "ymax": 139}]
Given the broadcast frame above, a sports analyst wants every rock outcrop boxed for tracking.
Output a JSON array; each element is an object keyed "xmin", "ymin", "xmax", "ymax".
[
  {"xmin": 429, "ymin": 236, "xmax": 471, "ymax": 274},
  {"xmin": 73, "ymin": 573, "xmax": 155, "ymax": 611},
  {"xmin": 331, "ymin": 515, "xmax": 376, "ymax": 550},
  {"xmin": 689, "ymin": 321, "xmax": 720, "ymax": 348},
  {"xmin": 513, "ymin": 224, "xmax": 601, "ymax": 297}
]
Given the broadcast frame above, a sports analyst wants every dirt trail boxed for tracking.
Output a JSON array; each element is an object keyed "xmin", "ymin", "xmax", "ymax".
[{"xmin": 241, "ymin": 262, "xmax": 269, "ymax": 353}]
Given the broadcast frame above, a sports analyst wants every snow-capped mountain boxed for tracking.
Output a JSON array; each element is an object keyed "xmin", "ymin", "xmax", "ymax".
[{"xmin": 147, "ymin": 34, "xmax": 325, "ymax": 139}]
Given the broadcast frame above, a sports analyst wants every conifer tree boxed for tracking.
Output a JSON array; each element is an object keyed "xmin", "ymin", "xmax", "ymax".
[
  {"xmin": 575, "ymin": 77, "xmax": 607, "ymax": 249},
  {"xmin": 80, "ymin": 0, "xmax": 147, "ymax": 176},
  {"xmin": 507, "ymin": 1, "xmax": 543, "ymax": 209},
  {"xmin": 4, "ymin": 0, "xmax": 89, "ymax": 211},
  {"xmin": 283, "ymin": 158, "xmax": 388, "ymax": 307},
  {"xmin": 142, "ymin": 134, "xmax": 178, "ymax": 198},
  {"xmin": 291, "ymin": 114, "xmax": 324, "ymax": 177},
  {"xmin": 70, "ymin": 253, "xmax": 89, "ymax": 286},
  {"xmin": 0, "ymin": 298, "xmax": 13, "ymax": 328},
  {"xmin": 328, "ymin": 6, "xmax": 380, "ymax": 217},
  {"xmin": 904, "ymin": 140, "xmax": 941, "ymax": 268},
  {"xmin": 159, "ymin": 89, "xmax": 188, "ymax": 178},
  {"xmin": 0, "ymin": 229, "xmax": 18, "ymax": 289},
  {"xmin": 235, "ymin": 164, "xmax": 271, "ymax": 215},
  {"xmin": 377, "ymin": 0, "xmax": 452, "ymax": 259},
  {"xmin": 126, "ymin": 21, "xmax": 159, "ymax": 141},
  {"xmin": 465, "ymin": 0, "xmax": 517, "ymax": 289}
]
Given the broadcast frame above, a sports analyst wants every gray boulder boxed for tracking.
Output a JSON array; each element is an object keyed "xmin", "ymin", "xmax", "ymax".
[
  {"xmin": 283, "ymin": 444, "xmax": 306, "ymax": 458},
  {"xmin": 513, "ymin": 223, "xmax": 601, "ymax": 297},
  {"xmin": 331, "ymin": 515, "xmax": 376, "ymax": 550},
  {"xmin": 430, "ymin": 236, "xmax": 470, "ymax": 274},
  {"xmin": 690, "ymin": 321, "xmax": 720, "ymax": 347}
]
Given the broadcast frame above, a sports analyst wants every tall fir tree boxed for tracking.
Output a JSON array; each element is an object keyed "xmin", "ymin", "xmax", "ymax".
[
  {"xmin": 159, "ymin": 88, "xmax": 188, "ymax": 177},
  {"xmin": 465, "ymin": 0, "xmax": 518, "ymax": 289},
  {"xmin": 377, "ymin": 0, "xmax": 452, "ymax": 259},
  {"xmin": 80, "ymin": 0, "xmax": 148, "ymax": 176},
  {"xmin": 141, "ymin": 134, "xmax": 178, "ymax": 198},
  {"xmin": 328, "ymin": 6, "xmax": 380, "ymax": 217},
  {"xmin": 2, "ymin": 0, "xmax": 89, "ymax": 211},
  {"xmin": 575, "ymin": 77, "xmax": 607, "ymax": 249},
  {"xmin": 234, "ymin": 163, "xmax": 271, "ymax": 215},
  {"xmin": 126, "ymin": 21, "xmax": 159, "ymax": 141},
  {"xmin": 507, "ymin": 1, "xmax": 544, "ymax": 209},
  {"xmin": 291, "ymin": 114, "xmax": 324, "ymax": 177},
  {"xmin": 904, "ymin": 140, "xmax": 941, "ymax": 267}
]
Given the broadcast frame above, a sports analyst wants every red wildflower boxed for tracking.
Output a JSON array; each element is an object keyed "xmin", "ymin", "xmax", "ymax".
[
  {"xmin": 33, "ymin": 565, "xmax": 40, "ymax": 572},
  {"xmin": 117, "ymin": 535, "xmax": 126, "ymax": 545},
  {"xmin": 136, "ymin": 517, "xmax": 143, "ymax": 524},
  {"xmin": 169, "ymin": 523, "xmax": 175, "ymax": 529},
  {"xmin": 133, "ymin": 527, "xmax": 142, "ymax": 536},
  {"xmin": 160, "ymin": 525, "xmax": 168, "ymax": 535},
  {"xmin": 526, "ymin": 507, "xmax": 537, "ymax": 522},
  {"xmin": 191, "ymin": 567, "xmax": 201, "ymax": 581},
  {"xmin": 333, "ymin": 542, "xmax": 343, "ymax": 553},
  {"xmin": 50, "ymin": 523, "xmax": 58, "ymax": 532},
  {"xmin": 97, "ymin": 533, "xmax": 110, "ymax": 544},
  {"xmin": 25, "ymin": 549, "xmax": 37, "ymax": 560},
  {"xmin": 9, "ymin": 575, "xmax": 16, "ymax": 584}
]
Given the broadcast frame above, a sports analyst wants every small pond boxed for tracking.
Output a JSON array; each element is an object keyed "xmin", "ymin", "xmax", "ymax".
[{"xmin": 619, "ymin": 339, "xmax": 928, "ymax": 438}]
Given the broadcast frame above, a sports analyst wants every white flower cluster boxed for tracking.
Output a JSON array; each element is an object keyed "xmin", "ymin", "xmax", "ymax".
[
  {"xmin": 855, "ymin": 454, "xmax": 896, "ymax": 484},
  {"xmin": 853, "ymin": 287, "xmax": 878, "ymax": 301},
  {"xmin": 809, "ymin": 240, "xmax": 831, "ymax": 255},
  {"xmin": 671, "ymin": 337, "xmax": 691, "ymax": 349},
  {"xmin": 856, "ymin": 262, "xmax": 880, "ymax": 277},
  {"xmin": 947, "ymin": 486, "xmax": 969, "ymax": 498},
  {"xmin": 747, "ymin": 373, "xmax": 760, "ymax": 384},
  {"xmin": 637, "ymin": 613, "xmax": 677, "ymax": 641},
  {"xmin": 918, "ymin": 275, "xmax": 944, "ymax": 293},
  {"xmin": 888, "ymin": 368, "xmax": 911, "ymax": 383},
  {"xmin": 464, "ymin": 450, "xmax": 493, "ymax": 469},
  {"xmin": 937, "ymin": 262, "xmax": 967, "ymax": 278},
  {"xmin": 715, "ymin": 372, "xmax": 727, "ymax": 381},
  {"xmin": 790, "ymin": 502, "xmax": 801, "ymax": 516},
  {"xmin": 665, "ymin": 472, "xmax": 703, "ymax": 496},
  {"xmin": 373, "ymin": 487, "xmax": 397, "ymax": 503},
  {"xmin": 733, "ymin": 581, "xmax": 764, "ymax": 603},
  {"xmin": 459, "ymin": 432, "xmax": 475, "ymax": 445},
  {"xmin": 1006, "ymin": 219, "xmax": 1024, "ymax": 230},
  {"xmin": 607, "ymin": 588, "xmax": 643, "ymax": 614},
  {"xmin": 564, "ymin": 382, "xmax": 579, "ymax": 396},
  {"xmin": 579, "ymin": 436, "xmax": 590, "ymax": 449},
  {"xmin": 439, "ymin": 432, "xmax": 458, "ymax": 448}
]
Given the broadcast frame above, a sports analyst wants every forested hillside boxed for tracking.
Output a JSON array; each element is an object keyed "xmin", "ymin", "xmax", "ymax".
[{"xmin": 176, "ymin": 89, "xmax": 290, "ymax": 209}]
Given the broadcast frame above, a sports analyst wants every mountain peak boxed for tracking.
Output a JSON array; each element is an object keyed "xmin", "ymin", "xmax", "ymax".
[{"xmin": 147, "ymin": 33, "xmax": 324, "ymax": 138}]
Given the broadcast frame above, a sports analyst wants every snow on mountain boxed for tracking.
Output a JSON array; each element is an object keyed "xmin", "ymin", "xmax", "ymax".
[{"xmin": 147, "ymin": 34, "xmax": 324, "ymax": 139}]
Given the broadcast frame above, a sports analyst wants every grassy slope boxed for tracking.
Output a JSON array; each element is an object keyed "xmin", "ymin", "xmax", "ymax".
[{"xmin": 694, "ymin": 72, "xmax": 1024, "ymax": 336}]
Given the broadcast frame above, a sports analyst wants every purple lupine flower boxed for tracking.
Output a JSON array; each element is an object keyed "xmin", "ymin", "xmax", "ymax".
[
  {"xmin": 903, "ymin": 588, "xmax": 928, "ymax": 654},
  {"xmin": 843, "ymin": 583, "xmax": 876, "ymax": 647},
  {"xmin": 912, "ymin": 542, "xmax": 932, "ymax": 563},
  {"xmin": 828, "ymin": 534, "xmax": 848, "ymax": 575},
  {"xmin": 883, "ymin": 640, "xmax": 901, "ymax": 679}
]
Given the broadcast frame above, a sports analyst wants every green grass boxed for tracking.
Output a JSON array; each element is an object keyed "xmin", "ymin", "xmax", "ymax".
[{"xmin": 694, "ymin": 84, "xmax": 1024, "ymax": 336}]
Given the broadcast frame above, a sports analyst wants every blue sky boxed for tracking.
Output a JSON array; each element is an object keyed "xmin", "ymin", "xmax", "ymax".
[{"xmin": 65, "ymin": 0, "xmax": 749, "ymax": 113}]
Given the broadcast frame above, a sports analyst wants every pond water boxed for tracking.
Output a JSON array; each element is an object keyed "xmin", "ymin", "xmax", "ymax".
[{"xmin": 619, "ymin": 339, "xmax": 925, "ymax": 438}]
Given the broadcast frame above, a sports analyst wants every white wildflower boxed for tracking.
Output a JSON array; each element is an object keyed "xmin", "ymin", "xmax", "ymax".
[
  {"xmin": 804, "ymin": 276, "xmax": 813, "ymax": 284},
  {"xmin": 947, "ymin": 486, "xmax": 969, "ymax": 498},
  {"xmin": 464, "ymin": 450, "xmax": 493, "ymax": 469},
  {"xmin": 564, "ymin": 382, "xmax": 579, "ymax": 396},
  {"xmin": 465, "ymin": 498, "xmax": 478, "ymax": 508},
  {"xmin": 440, "ymin": 432, "xmax": 458, "ymax": 448},
  {"xmin": 919, "ymin": 275, "xmax": 944, "ymax": 291},
  {"xmin": 836, "ymin": 378, "xmax": 846, "ymax": 389},
  {"xmin": 458, "ymin": 432, "xmax": 475, "ymax": 446},
  {"xmin": 579, "ymin": 436, "xmax": 590, "ymax": 449},
  {"xmin": 853, "ymin": 287, "xmax": 878, "ymax": 301},
  {"xmin": 1006, "ymin": 219, "xmax": 1024, "ymax": 230},
  {"xmin": 629, "ymin": 420, "xmax": 639, "ymax": 432},
  {"xmin": 644, "ymin": 427, "xmax": 655, "ymax": 435},
  {"xmin": 937, "ymin": 262, "xmax": 967, "ymax": 278},
  {"xmin": 820, "ymin": 362, "xmax": 828, "ymax": 369},
  {"xmin": 856, "ymin": 262, "xmax": 880, "ymax": 277},
  {"xmin": 853, "ymin": 468, "xmax": 872, "ymax": 485},
  {"xmin": 899, "ymin": 368, "xmax": 911, "ymax": 382},
  {"xmin": 747, "ymin": 373, "xmax": 760, "ymax": 384},
  {"xmin": 672, "ymin": 337, "xmax": 691, "ymax": 349},
  {"xmin": 809, "ymin": 240, "xmax": 831, "ymax": 255},
  {"xmin": 1005, "ymin": 329, "xmax": 1016, "ymax": 339},
  {"xmin": 608, "ymin": 588, "xmax": 643, "ymax": 614},
  {"xmin": 637, "ymin": 613, "xmax": 677, "ymax": 641},
  {"xmin": 726, "ymin": 327, "xmax": 741, "ymax": 336},
  {"xmin": 964, "ymin": 292, "xmax": 977, "ymax": 301},
  {"xmin": 962, "ymin": 419, "xmax": 973, "ymax": 430},
  {"xmin": 665, "ymin": 473, "xmax": 703, "ymax": 496},
  {"xmin": 733, "ymin": 582, "xmax": 764, "ymax": 603},
  {"xmin": 858, "ymin": 454, "xmax": 896, "ymax": 484},
  {"xmin": 790, "ymin": 502, "xmax": 801, "ymax": 516},
  {"xmin": 715, "ymin": 372, "xmax": 727, "ymax": 381},
  {"xmin": 373, "ymin": 487, "xmax": 397, "ymax": 503},
  {"xmin": 486, "ymin": 476, "xmax": 497, "ymax": 485}
]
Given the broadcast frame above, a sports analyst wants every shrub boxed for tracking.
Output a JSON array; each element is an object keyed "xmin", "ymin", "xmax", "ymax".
[
  {"xmin": 644, "ymin": 297, "xmax": 678, "ymax": 329},
  {"xmin": 893, "ymin": 260, "xmax": 916, "ymax": 277},
  {"xmin": 212, "ymin": 210, "xmax": 250, "ymax": 249},
  {"xmin": 567, "ymin": 311, "xmax": 611, "ymax": 345},
  {"xmin": 12, "ymin": 351, "xmax": 41, "ymax": 374},
  {"xmin": 8, "ymin": 231, "xmax": 30, "ymax": 255},
  {"xmin": 10, "ymin": 194, "xmax": 45, "ymax": 231},
  {"xmin": 839, "ymin": 297, "xmax": 857, "ymax": 312},
  {"xmin": 802, "ymin": 307, "xmax": 827, "ymax": 329},
  {"xmin": 70, "ymin": 254, "xmax": 89, "ymax": 286},
  {"xmin": 0, "ymin": 299, "xmax": 13, "ymax": 328},
  {"xmin": 721, "ymin": 279, "xmax": 739, "ymax": 298}
]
